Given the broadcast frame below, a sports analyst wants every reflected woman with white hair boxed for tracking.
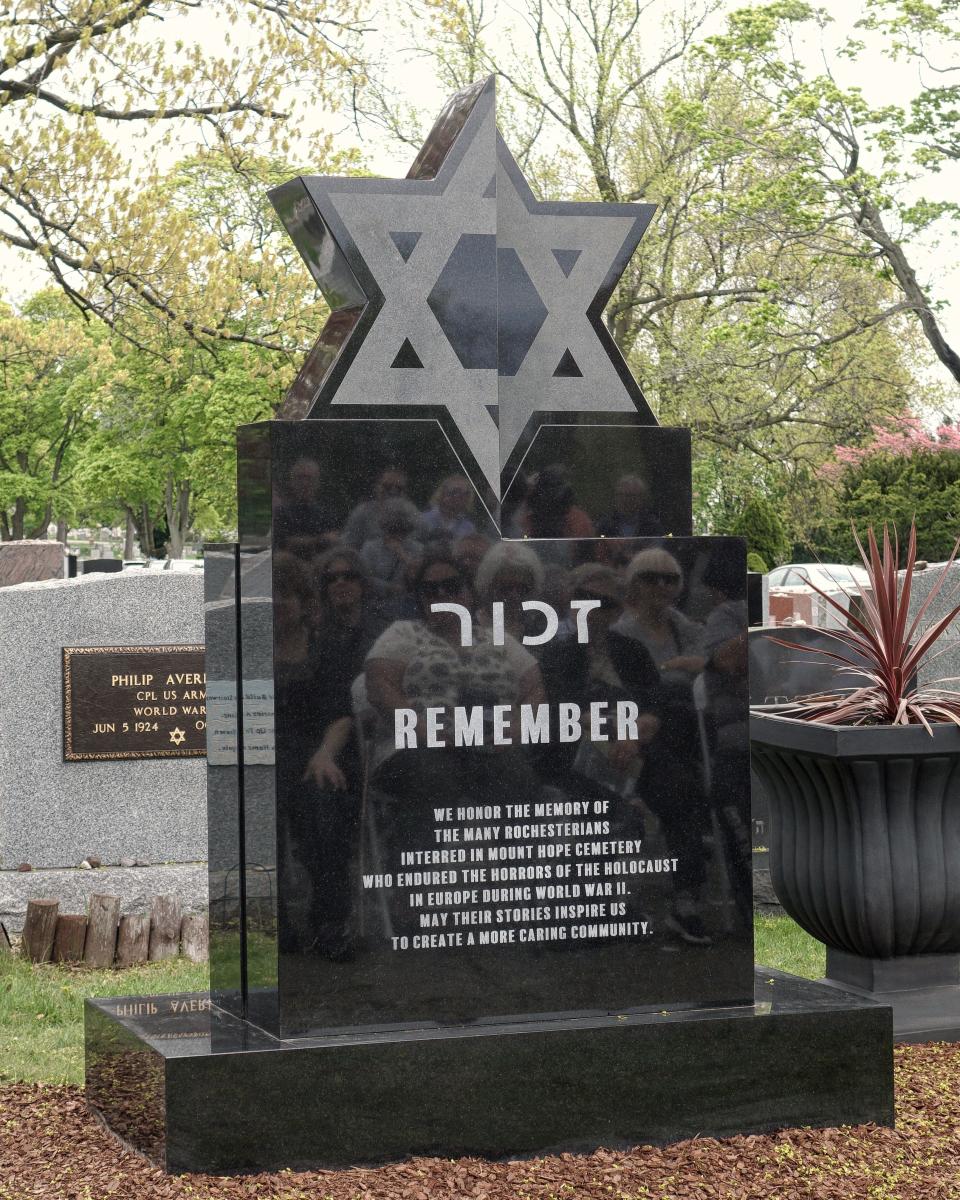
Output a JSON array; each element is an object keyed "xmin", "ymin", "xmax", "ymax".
[
  {"xmin": 421, "ymin": 474, "xmax": 476, "ymax": 542},
  {"xmin": 614, "ymin": 549, "xmax": 705, "ymax": 681},
  {"xmin": 474, "ymin": 542, "xmax": 546, "ymax": 644}
]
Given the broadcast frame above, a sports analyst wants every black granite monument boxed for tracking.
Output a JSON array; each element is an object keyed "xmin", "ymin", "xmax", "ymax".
[{"xmin": 86, "ymin": 76, "xmax": 893, "ymax": 1173}]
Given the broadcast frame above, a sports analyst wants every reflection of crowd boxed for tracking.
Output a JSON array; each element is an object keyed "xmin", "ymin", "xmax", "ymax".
[
  {"xmin": 365, "ymin": 552, "xmax": 545, "ymax": 863},
  {"xmin": 272, "ymin": 457, "xmax": 748, "ymax": 957},
  {"xmin": 273, "ymin": 457, "xmax": 668, "ymax": 587}
]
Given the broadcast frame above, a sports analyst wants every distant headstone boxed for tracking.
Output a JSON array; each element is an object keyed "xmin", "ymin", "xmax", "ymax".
[
  {"xmin": 748, "ymin": 625, "xmax": 872, "ymax": 705},
  {"xmin": 747, "ymin": 571, "xmax": 764, "ymax": 626},
  {"xmin": 0, "ymin": 540, "xmax": 63, "ymax": 587},
  {"xmin": 80, "ymin": 559, "xmax": 123, "ymax": 575},
  {"xmin": 905, "ymin": 562, "xmax": 960, "ymax": 687},
  {"xmin": 0, "ymin": 572, "xmax": 205, "ymax": 872}
]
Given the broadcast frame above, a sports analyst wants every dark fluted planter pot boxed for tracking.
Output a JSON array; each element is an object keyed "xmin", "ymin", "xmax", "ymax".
[{"xmin": 750, "ymin": 712, "xmax": 960, "ymax": 959}]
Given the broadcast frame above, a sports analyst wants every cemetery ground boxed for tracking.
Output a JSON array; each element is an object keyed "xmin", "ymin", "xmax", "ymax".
[{"xmin": 1, "ymin": 919, "xmax": 958, "ymax": 1199}]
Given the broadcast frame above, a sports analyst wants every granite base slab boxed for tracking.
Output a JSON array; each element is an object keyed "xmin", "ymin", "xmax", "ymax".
[
  {"xmin": 85, "ymin": 968, "xmax": 893, "ymax": 1175},
  {"xmin": 823, "ymin": 949, "xmax": 960, "ymax": 1044}
]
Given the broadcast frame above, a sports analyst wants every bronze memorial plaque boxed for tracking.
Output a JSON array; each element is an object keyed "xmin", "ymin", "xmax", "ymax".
[{"xmin": 63, "ymin": 645, "xmax": 206, "ymax": 761}]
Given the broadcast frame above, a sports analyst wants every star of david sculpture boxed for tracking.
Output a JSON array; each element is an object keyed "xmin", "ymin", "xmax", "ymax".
[
  {"xmin": 84, "ymin": 76, "xmax": 894, "ymax": 1176},
  {"xmin": 270, "ymin": 74, "xmax": 660, "ymax": 504}
]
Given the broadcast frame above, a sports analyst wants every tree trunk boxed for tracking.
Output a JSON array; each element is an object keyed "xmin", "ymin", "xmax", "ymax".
[
  {"xmin": 852, "ymin": 185, "xmax": 960, "ymax": 386},
  {"xmin": 178, "ymin": 484, "xmax": 190, "ymax": 554},
  {"xmin": 123, "ymin": 510, "xmax": 136, "ymax": 560},
  {"xmin": 126, "ymin": 505, "xmax": 149, "ymax": 559},
  {"xmin": 879, "ymin": 224, "xmax": 960, "ymax": 383},
  {"xmin": 140, "ymin": 501, "xmax": 156, "ymax": 559},
  {"xmin": 55, "ymin": 519, "xmax": 68, "ymax": 545},
  {"xmin": 164, "ymin": 479, "xmax": 190, "ymax": 559},
  {"xmin": 12, "ymin": 450, "xmax": 30, "ymax": 538},
  {"xmin": 28, "ymin": 501, "xmax": 53, "ymax": 540}
]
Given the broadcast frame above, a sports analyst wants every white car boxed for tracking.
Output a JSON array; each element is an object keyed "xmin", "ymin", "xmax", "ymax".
[
  {"xmin": 133, "ymin": 558, "xmax": 204, "ymax": 572},
  {"xmin": 767, "ymin": 563, "xmax": 870, "ymax": 629},
  {"xmin": 768, "ymin": 563, "xmax": 869, "ymax": 593}
]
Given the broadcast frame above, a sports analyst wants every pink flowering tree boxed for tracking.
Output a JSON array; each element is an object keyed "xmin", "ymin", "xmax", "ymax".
[{"xmin": 821, "ymin": 416, "xmax": 960, "ymax": 563}]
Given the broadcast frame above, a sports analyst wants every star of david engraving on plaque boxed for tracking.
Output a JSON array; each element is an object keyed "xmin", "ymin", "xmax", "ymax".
[{"xmin": 269, "ymin": 75, "xmax": 658, "ymax": 501}]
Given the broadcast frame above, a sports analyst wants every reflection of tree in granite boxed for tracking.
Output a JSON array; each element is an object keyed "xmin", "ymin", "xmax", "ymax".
[
  {"xmin": 86, "ymin": 1039, "xmax": 165, "ymax": 1165},
  {"xmin": 208, "ymin": 926, "xmax": 242, "ymax": 1003},
  {"xmin": 245, "ymin": 895, "xmax": 279, "ymax": 938}
]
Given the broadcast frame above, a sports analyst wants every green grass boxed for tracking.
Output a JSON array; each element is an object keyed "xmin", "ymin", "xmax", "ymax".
[
  {"xmin": 1, "ymin": 915, "xmax": 825, "ymax": 1087},
  {"xmin": 0, "ymin": 954, "xmax": 208, "ymax": 1086},
  {"xmin": 755, "ymin": 914, "xmax": 826, "ymax": 980}
]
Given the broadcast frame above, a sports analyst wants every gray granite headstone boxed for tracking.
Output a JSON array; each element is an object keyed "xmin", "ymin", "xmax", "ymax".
[
  {"xmin": 904, "ymin": 561, "xmax": 960, "ymax": 688},
  {"xmin": 0, "ymin": 539, "xmax": 64, "ymax": 587},
  {"xmin": 0, "ymin": 571, "xmax": 205, "ymax": 871}
]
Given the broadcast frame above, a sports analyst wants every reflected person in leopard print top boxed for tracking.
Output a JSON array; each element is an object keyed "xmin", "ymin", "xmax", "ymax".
[{"xmin": 364, "ymin": 552, "xmax": 544, "ymax": 855}]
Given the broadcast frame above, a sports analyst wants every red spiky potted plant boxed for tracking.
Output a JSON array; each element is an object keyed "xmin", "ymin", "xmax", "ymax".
[{"xmin": 750, "ymin": 523, "xmax": 960, "ymax": 1029}]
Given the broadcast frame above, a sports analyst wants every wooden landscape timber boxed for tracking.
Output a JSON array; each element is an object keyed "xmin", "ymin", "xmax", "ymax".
[
  {"xmin": 147, "ymin": 895, "xmax": 182, "ymax": 962},
  {"xmin": 21, "ymin": 900, "xmax": 59, "ymax": 963},
  {"xmin": 52, "ymin": 914, "xmax": 87, "ymax": 963},
  {"xmin": 12, "ymin": 895, "xmax": 207, "ymax": 967}
]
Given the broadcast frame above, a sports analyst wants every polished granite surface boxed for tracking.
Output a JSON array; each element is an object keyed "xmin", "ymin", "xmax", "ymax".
[
  {"xmin": 223, "ymin": 419, "xmax": 752, "ymax": 1037},
  {"xmin": 88, "ymin": 968, "xmax": 886, "ymax": 1056},
  {"xmin": 204, "ymin": 544, "xmax": 244, "ymax": 1020},
  {"xmin": 217, "ymin": 72, "xmax": 745, "ymax": 1040},
  {"xmin": 85, "ymin": 969, "xmax": 894, "ymax": 1173}
]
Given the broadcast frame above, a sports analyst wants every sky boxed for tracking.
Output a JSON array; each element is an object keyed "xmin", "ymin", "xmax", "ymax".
[{"xmin": 3, "ymin": 1, "xmax": 960, "ymax": 399}]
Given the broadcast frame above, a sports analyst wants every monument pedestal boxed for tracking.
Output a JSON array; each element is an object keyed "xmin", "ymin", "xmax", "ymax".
[
  {"xmin": 85, "ymin": 968, "xmax": 893, "ymax": 1175},
  {"xmin": 823, "ymin": 948, "xmax": 960, "ymax": 1044}
]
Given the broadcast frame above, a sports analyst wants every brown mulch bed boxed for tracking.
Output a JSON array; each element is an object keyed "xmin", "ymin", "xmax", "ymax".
[{"xmin": 2, "ymin": 1044, "xmax": 959, "ymax": 1199}]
